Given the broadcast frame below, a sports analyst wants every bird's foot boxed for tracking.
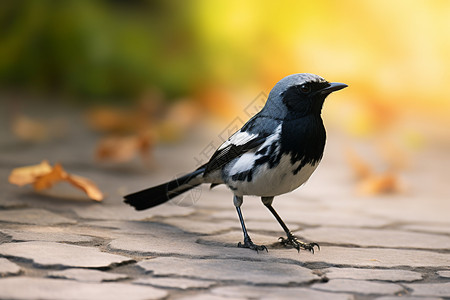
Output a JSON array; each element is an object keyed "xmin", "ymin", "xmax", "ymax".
[
  {"xmin": 279, "ymin": 233, "xmax": 320, "ymax": 253},
  {"xmin": 238, "ymin": 236, "xmax": 268, "ymax": 252}
]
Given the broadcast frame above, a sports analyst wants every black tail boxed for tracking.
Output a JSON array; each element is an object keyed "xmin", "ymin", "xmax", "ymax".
[{"xmin": 124, "ymin": 168, "xmax": 205, "ymax": 211}]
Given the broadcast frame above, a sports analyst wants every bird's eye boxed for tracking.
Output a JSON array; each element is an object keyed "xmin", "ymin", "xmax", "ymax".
[{"xmin": 299, "ymin": 84, "xmax": 311, "ymax": 93}]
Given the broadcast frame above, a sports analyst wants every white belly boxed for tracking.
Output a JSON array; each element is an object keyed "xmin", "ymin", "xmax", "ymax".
[{"xmin": 227, "ymin": 154, "xmax": 319, "ymax": 197}]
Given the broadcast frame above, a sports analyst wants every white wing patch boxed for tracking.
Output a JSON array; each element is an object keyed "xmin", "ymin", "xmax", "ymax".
[
  {"xmin": 218, "ymin": 131, "xmax": 259, "ymax": 150},
  {"xmin": 228, "ymin": 124, "xmax": 282, "ymax": 175}
]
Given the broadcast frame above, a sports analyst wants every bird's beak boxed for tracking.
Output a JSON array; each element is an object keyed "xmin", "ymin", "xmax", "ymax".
[{"xmin": 319, "ymin": 82, "xmax": 348, "ymax": 95}]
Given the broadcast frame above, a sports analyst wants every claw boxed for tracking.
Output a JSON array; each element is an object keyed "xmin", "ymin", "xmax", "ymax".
[
  {"xmin": 278, "ymin": 234, "xmax": 320, "ymax": 254},
  {"xmin": 238, "ymin": 237, "xmax": 268, "ymax": 253}
]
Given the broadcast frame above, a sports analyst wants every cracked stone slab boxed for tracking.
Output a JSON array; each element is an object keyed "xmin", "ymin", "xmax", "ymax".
[
  {"xmin": 211, "ymin": 207, "xmax": 392, "ymax": 228},
  {"xmin": 72, "ymin": 204, "xmax": 194, "ymax": 221},
  {"xmin": 0, "ymin": 277, "xmax": 167, "ymax": 300},
  {"xmin": 0, "ymin": 228, "xmax": 93, "ymax": 243},
  {"xmin": 159, "ymin": 217, "xmax": 296, "ymax": 235},
  {"xmin": 178, "ymin": 294, "xmax": 246, "ymax": 300},
  {"xmin": 108, "ymin": 225, "xmax": 268, "ymax": 259},
  {"xmin": 0, "ymin": 208, "xmax": 76, "ymax": 225},
  {"xmin": 157, "ymin": 217, "xmax": 236, "ymax": 235},
  {"xmin": 407, "ymin": 282, "xmax": 450, "ymax": 298},
  {"xmin": 376, "ymin": 297, "xmax": 442, "ymax": 300},
  {"xmin": 107, "ymin": 227, "xmax": 220, "ymax": 258},
  {"xmin": 400, "ymin": 223, "xmax": 450, "ymax": 235},
  {"xmin": 299, "ymin": 227, "xmax": 450, "ymax": 249},
  {"xmin": 196, "ymin": 231, "xmax": 279, "ymax": 248},
  {"xmin": 138, "ymin": 257, "xmax": 318, "ymax": 285},
  {"xmin": 273, "ymin": 246, "xmax": 450, "ymax": 268},
  {"xmin": 48, "ymin": 268, "xmax": 129, "ymax": 283},
  {"xmin": 109, "ymin": 231, "xmax": 294, "ymax": 261},
  {"xmin": 437, "ymin": 270, "xmax": 450, "ymax": 278},
  {"xmin": 323, "ymin": 267, "xmax": 422, "ymax": 282},
  {"xmin": 0, "ymin": 242, "xmax": 133, "ymax": 268},
  {"xmin": 134, "ymin": 277, "xmax": 215, "ymax": 289},
  {"xmin": 211, "ymin": 285, "xmax": 354, "ymax": 300},
  {"xmin": 0, "ymin": 258, "xmax": 21, "ymax": 276},
  {"xmin": 312, "ymin": 279, "xmax": 403, "ymax": 295}
]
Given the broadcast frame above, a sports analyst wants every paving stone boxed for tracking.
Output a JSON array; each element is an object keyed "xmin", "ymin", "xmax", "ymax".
[
  {"xmin": 211, "ymin": 207, "xmax": 392, "ymax": 228},
  {"xmin": 400, "ymin": 223, "xmax": 450, "ymax": 235},
  {"xmin": 407, "ymin": 282, "xmax": 450, "ymax": 297},
  {"xmin": 134, "ymin": 277, "xmax": 215, "ymax": 289},
  {"xmin": 72, "ymin": 204, "xmax": 194, "ymax": 221},
  {"xmin": 178, "ymin": 294, "xmax": 246, "ymax": 300},
  {"xmin": 158, "ymin": 217, "xmax": 236, "ymax": 234},
  {"xmin": 108, "ymin": 230, "xmax": 217, "ymax": 258},
  {"xmin": 107, "ymin": 233, "xmax": 196, "ymax": 256},
  {"xmin": 0, "ymin": 228, "xmax": 93, "ymax": 243},
  {"xmin": 0, "ymin": 208, "xmax": 76, "ymax": 225},
  {"xmin": 273, "ymin": 246, "xmax": 450, "ymax": 268},
  {"xmin": 312, "ymin": 279, "xmax": 403, "ymax": 295},
  {"xmin": 0, "ymin": 258, "xmax": 21, "ymax": 276},
  {"xmin": 341, "ymin": 195, "xmax": 450, "ymax": 225},
  {"xmin": 437, "ymin": 270, "xmax": 450, "ymax": 278},
  {"xmin": 159, "ymin": 217, "xmax": 294, "ymax": 235},
  {"xmin": 299, "ymin": 227, "xmax": 450, "ymax": 249},
  {"xmin": 376, "ymin": 297, "xmax": 442, "ymax": 300},
  {"xmin": 108, "ymin": 229, "xmax": 266, "ymax": 259},
  {"xmin": 211, "ymin": 285, "xmax": 354, "ymax": 300},
  {"xmin": 323, "ymin": 267, "xmax": 422, "ymax": 282},
  {"xmin": 60, "ymin": 225, "xmax": 120, "ymax": 239},
  {"xmin": 48, "ymin": 268, "xmax": 129, "ymax": 283},
  {"xmin": 0, "ymin": 277, "xmax": 167, "ymax": 300},
  {"xmin": 138, "ymin": 257, "xmax": 318, "ymax": 285},
  {"xmin": 0, "ymin": 242, "xmax": 133, "ymax": 268},
  {"xmin": 197, "ymin": 231, "xmax": 278, "ymax": 248}
]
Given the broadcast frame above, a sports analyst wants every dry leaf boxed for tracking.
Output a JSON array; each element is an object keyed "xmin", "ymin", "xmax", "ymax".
[
  {"xmin": 96, "ymin": 135, "xmax": 140, "ymax": 163},
  {"xmin": 377, "ymin": 141, "xmax": 410, "ymax": 170},
  {"xmin": 85, "ymin": 97, "xmax": 160, "ymax": 135},
  {"xmin": 8, "ymin": 160, "xmax": 52, "ymax": 186},
  {"xmin": 66, "ymin": 174, "xmax": 104, "ymax": 201},
  {"xmin": 345, "ymin": 148, "xmax": 373, "ymax": 179},
  {"xmin": 155, "ymin": 100, "xmax": 202, "ymax": 142},
  {"xmin": 85, "ymin": 107, "xmax": 137, "ymax": 133},
  {"xmin": 96, "ymin": 131, "xmax": 155, "ymax": 164},
  {"xmin": 9, "ymin": 161, "xmax": 103, "ymax": 201},
  {"xmin": 12, "ymin": 115, "xmax": 49, "ymax": 142},
  {"xmin": 357, "ymin": 172, "xmax": 404, "ymax": 195},
  {"xmin": 12, "ymin": 115, "xmax": 67, "ymax": 142},
  {"xmin": 33, "ymin": 163, "xmax": 67, "ymax": 190},
  {"xmin": 345, "ymin": 147, "xmax": 406, "ymax": 196}
]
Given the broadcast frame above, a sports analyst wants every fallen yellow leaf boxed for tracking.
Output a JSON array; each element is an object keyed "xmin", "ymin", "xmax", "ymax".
[
  {"xmin": 95, "ymin": 131, "xmax": 155, "ymax": 164},
  {"xmin": 12, "ymin": 115, "xmax": 49, "ymax": 142},
  {"xmin": 345, "ymin": 147, "xmax": 373, "ymax": 180},
  {"xmin": 9, "ymin": 161, "xmax": 103, "ymax": 201},
  {"xmin": 66, "ymin": 174, "xmax": 104, "ymax": 202},
  {"xmin": 33, "ymin": 163, "xmax": 67, "ymax": 191},
  {"xmin": 357, "ymin": 172, "xmax": 404, "ymax": 196},
  {"xmin": 8, "ymin": 160, "xmax": 52, "ymax": 186}
]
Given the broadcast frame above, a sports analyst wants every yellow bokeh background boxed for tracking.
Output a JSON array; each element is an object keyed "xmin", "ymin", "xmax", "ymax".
[{"xmin": 2, "ymin": 0, "xmax": 449, "ymax": 140}]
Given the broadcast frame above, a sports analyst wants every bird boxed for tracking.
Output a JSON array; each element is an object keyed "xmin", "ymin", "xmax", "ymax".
[{"xmin": 124, "ymin": 73, "xmax": 347, "ymax": 252}]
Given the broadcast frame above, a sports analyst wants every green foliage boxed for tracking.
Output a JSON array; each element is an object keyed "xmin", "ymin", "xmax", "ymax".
[{"xmin": 0, "ymin": 1, "xmax": 202, "ymax": 101}]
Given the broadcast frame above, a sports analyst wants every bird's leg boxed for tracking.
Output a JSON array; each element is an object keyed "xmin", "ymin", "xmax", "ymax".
[
  {"xmin": 234, "ymin": 195, "xmax": 267, "ymax": 252},
  {"xmin": 262, "ymin": 197, "xmax": 319, "ymax": 253}
]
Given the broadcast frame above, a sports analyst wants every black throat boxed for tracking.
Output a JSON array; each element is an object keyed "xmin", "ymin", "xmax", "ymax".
[{"xmin": 279, "ymin": 114, "xmax": 326, "ymax": 174}]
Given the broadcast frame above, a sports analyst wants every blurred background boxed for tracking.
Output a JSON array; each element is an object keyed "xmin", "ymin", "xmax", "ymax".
[{"xmin": 1, "ymin": 0, "xmax": 450, "ymax": 198}]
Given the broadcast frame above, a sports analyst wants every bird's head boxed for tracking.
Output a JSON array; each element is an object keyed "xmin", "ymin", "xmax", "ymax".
[{"xmin": 261, "ymin": 73, "xmax": 347, "ymax": 119}]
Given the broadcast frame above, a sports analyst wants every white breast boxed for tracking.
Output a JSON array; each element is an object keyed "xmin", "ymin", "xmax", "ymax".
[{"xmin": 228, "ymin": 154, "xmax": 319, "ymax": 197}]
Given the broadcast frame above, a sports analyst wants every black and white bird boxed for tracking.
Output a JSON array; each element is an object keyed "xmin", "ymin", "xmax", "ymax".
[{"xmin": 124, "ymin": 73, "xmax": 347, "ymax": 252}]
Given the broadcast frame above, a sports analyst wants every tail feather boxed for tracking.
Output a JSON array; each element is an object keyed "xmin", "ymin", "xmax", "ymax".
[{"xmin": 124, "ymin": 168, "xmax": 205, "ymax": 211}]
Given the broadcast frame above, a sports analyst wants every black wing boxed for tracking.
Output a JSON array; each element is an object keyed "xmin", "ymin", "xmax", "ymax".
[{"xmin": 203, "ymin": 131, "xmax": 269, "ymax": 176}]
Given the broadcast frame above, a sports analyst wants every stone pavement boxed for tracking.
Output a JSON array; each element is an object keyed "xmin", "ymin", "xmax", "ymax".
[{"xmin": 0, "ymin": 108, "xmax": 449, "ymax": 300}]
